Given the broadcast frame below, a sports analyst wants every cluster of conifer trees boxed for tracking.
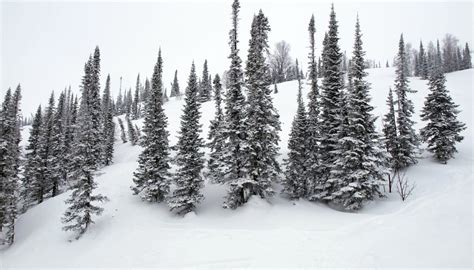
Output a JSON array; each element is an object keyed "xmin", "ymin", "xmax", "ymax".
[
  {"xmin": 411, "ymin": 38, "xmax": 472, "ymax": 79},
  {"xmin": 0, "ymin": 0, "xmax": 468, "ymax": 244}
]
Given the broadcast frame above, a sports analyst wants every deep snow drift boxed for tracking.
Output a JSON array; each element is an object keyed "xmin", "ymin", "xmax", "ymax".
[{"xmin": 1, "ymin": 68, "xmax": 472, "ymax": 268}]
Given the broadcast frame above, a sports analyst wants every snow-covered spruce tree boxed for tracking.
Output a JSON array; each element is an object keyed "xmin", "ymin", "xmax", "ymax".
[
  {"xmin": 419, "ymin": 41, "xmax": 429, "ymax": 80},
  {"xmin": 0, "ymin": 88, "xmax": 13, "ymax": 233},
  {"xmin": 131, "ymin": 49, "xmax": 170, "ymax": 202},
  {"xmin": 222, "ymin": 0, "xmax": 249, "ymax": 209},
  {"xmin": 420, "ymin": 60, "xmax": 466, "ymax": 163},
  {"xmin": 282, "ymin": 59, "xmax": 308, "ymax": 199},
  {"xmin": 131, "ymin": 74, "xmax": 140, "ymax": 120},
  {"xmin": 65, "ymin": 96, "xmax": 78, "ymax": 183},
  {"xmin": 198, "ymin": 60, "xmax": 212, "ymax": 102},
  {"xmin": 118, "ymin": 118, "xmax": 127, "ymax": 143},
  {"xmin": 125, "ymin": 88, "xmax": 132, "ymax": 115},
  {"xmin": 62, "ymin": 57, "xmax": 108, "ymax": 240},
  {"xmin": 170, "ymin": 70, "xmax": 180, "ymax": 97},
  {"xmin": 382, "ymin": 88, "xmax": 400, "ymax": 170},
  {"xmin": 413, "ymin": 54, "xmax": 420, "ymax": 77},
  {"xmin": 116, "ymin": 86, "xmax": 124, "ymax": 115},
  {"xmin": 126, "ymin": 115, "xmax": 138, "ymax": 146},
  {"xmin": 305, "ymin": 14, "xmax": 321, "ymax": 198},
  {"xmin": 89, "ymin": 47, "xmax": 103, "ymax": 169},
  {"xmin": 207, "ymin": 74, "xmax": 226, "ymax": 183},
  {"xmin": 242, "ymin": 10, "xmax": 281, "ymax": 202},
  {"xmin": 64, "ymin": 89, "xmax": 77, "ymax": 152},
  {"xmin": 49, "ymin": 91, "xmax": 67, "ymax": 197},
  {"xmin": 0, "ymin": 86, "xmax": 22, "ymax": 245},
  {"xmin": 101, "ymin": 74, "xmax": 115, "ymax": 166},
  {"xmin": 394, "ymin": 34, "xmax": 419, "ymax": 168},
  {"xmin": 21, "ymin": 105, "xmax": 43, "ymax": 212},
  {"xmin": 168, "ymin": 62, "xmax": 205, "ymax": 215},
  {"xmin": 462, "ymin": 43, "xmax": 472, "ymax": 70},
  {"xmin": 319, "ymin": 32, "xmax": 329, "ymax": 78},
  {"xmin": 327, "ymin": 17, "xmax": 387, "ymax": 210},
  {"xmin": 313, "ymin": 5, "xmax": 345, "ymax": 200},
  {"xmin": 38, "ymin": 92, "xmax": 56, "ymax": 200},
  {"xmin": 142, "ymin": 78, "xmax": 150, "ymax": 103}
]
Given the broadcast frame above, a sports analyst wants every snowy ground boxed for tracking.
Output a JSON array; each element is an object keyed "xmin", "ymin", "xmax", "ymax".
[{"xmin": 1, "ymin": 68, "xmax": 472, "ymax": 268}]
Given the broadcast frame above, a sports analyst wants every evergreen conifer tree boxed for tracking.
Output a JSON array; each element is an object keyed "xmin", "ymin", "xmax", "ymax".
[
  {"xmin": 38, "ymin": 92, "xmax": 56, "ymax": 200},
  {"xmin": 0, "ymin": 86, "xmax": 22, "ymax": 245},
  {"xmin": 419, "ymin": 41, "xmax": 429, "ymax": 79},
  {"xmin": 222, "ymin": 0, "xmax": 249, "ymax": 209},
  {"xmin": 170, "ymin": 70, "xmax": 180, "ymax": 97},
  {"xmin": 21, "ymin": 105, "xmax": 43, "ymax": 211},
  {"xmin": 168, "ymin": 62, "xmax": 205, "ymax": 215},
  {"xmin": 49, "ymin": 91, "xmax": 67, "ymax": 197},
  {"xmin": 420, "ymin": 58, "xmax": 466, "ymax": 163},
  {"xmin": 89, "ymin": 47, "xmax": 103, "ymax": 169},
  {"xmin": 116, "ymin": 87, "xmax": 123, "ymax": 115},
  {"xmin": 132, "ymin": 74, "xmax": 140, "ymax": 119},
  {"xmin": 126, "ymin": 115, "xmax": 138, "ymax": 145},
  {"xmin": 207, "ymin": 74, "xmax": 226, "ymax": 183},
  {"xmin": 462, "ymin": 43, "xmax": 472, "ymax": 69},
  {"xmin": 131, "ymin": 49, "xmax": 171, "ymax": 203},
  {"xmin": 199, "ymin": 60, "xmax": 212, "ymax": 102},
  {"xmin": 327, "ymin": 17, "xmax": 387, "ymax": 209},
  {"xmin": 143, "ymin": 78, "xmax": 151, "ymax": 104},
  {"xmin": 282, "ymin": 59, "xmax": 308, "ymax": 199},
  {"xmin": 382, "ymin": 88, "xmax": 400, "ymax": 169},
  {"xmin": 241, "ymin": 10, "xmax": 281, "ymax": 203},
  {"xmin": 394, "ymin": 34, "xmax": 418, "ymax": 168},
  {"xmin": 305, "ymin": 14, "xmax": 322, "ymax": 197},
  {"xmin": 0, "ymin": 88, "xmax": 13, "ymax": 233},
  {"xmin": 62, "ymin": 55, "xmax": 108, "ymax": 240},
  {"xmin": 101, "ymin": 74, "xmax": 115, "ymax": 166},
  {"xmin": 314, "ymin": 5, "xmax": 345, "ymax": 200}
]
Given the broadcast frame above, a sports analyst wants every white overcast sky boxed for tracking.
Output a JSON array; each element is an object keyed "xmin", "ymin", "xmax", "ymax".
[{"xmin": 1, "ymin": 0, "xmax": 472, "ymax": 115}]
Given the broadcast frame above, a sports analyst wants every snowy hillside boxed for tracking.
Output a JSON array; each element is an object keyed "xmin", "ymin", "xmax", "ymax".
[{"xmin": 2, "ymin": 68, "xmax": 472, "ymax": 268}]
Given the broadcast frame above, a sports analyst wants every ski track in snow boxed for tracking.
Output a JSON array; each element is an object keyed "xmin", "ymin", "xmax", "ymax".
[{"xmin": 1, "ymin": 68, "xmax": 472, "ymax": 268}]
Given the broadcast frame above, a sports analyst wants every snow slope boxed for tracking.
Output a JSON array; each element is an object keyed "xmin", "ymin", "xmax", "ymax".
[{"xmin": 1, "ymin": 68, "xmax": 472, "ymax": 268}]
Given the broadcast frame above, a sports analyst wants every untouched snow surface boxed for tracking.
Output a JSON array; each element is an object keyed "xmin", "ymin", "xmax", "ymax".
[{"xmin": 1, "ymin": 68, "xmax": 472, "ymax": 268}]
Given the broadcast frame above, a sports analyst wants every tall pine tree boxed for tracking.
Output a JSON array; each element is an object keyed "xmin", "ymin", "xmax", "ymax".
[
  {"xmin": 170, "ymin": 70, "xmax": 180, "ymax": 97},
  {"xmin": 199, "ymin": 60, "xmax": 212, "ymax": 102},
  {"xmin": 101, "ymin": 74, "xmax": 115, "ymax": 166},
  {"xmin": 49, "ymin": 91, "xmax": 67, "ymax": 197},
  {"xmin": 305, "ymin": 14, "xmax": 321, "ymax": 198},
  {"xmin": 282, "ymin": 59, "xmax": 308, "ymax": 199},
  {"xmin": 419, "ymin": 41, "xmax": 429, "ymax": 79},
  {"xmin": 168, "ymin": 62, "xmax": 205, "ymax": 215},
  {"xmin": 131, "ymin": 74, "xmax": 141, "ymax": 119},
  {"xmin": 382, "ymin": 88, "xmax": 400, "ymax": 170},
  {"xmin": 462, "ymin": 43, "xmax": 472, "ymax": 70},
  {"xmin": 21, "ymin": 105, "xmax": 43, "ymax": 212},
  {"xmin": 38, "ymin": 92, "xmax": 56, "ymax": 200},
  {"xmin": 222, "ymin": 0, "xmax": 249, "ymax": 209},
  {"xmin": 0, "ymin": 86, "xmax": 22, "ymax": 245},
  {"xmin": 207, "ymin": 74, "xmax": 226, "ymax": 183},
  {"xmin": 131, "ymin": 49, "xmax": 171, "ymax": 202},
  {"xmin": 241, "ymin": 10, "xmax": 281, "ymax": 204},
  {"xmin": 420, "ymin": 54, "xmax": 466, "ymax": 163},
  {"xmin": 394, "ymin": 34, "xmax": 418, "ymax": 168},
  {"xmin": 326, "ymin": 17, "xmax": 387, "ymax": 210},
  {"xmin": 314, "ymin": 4, "xmax": 345, "ymax": 200},
  {"xmin": 62, "ymin": 55, "xmax": 108, "ymax": 240}
]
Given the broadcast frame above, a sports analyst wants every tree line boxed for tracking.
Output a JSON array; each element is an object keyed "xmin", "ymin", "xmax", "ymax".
[{"xmin": 0, "ymin": 0, "xmax": 468, "ymax": 244}]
